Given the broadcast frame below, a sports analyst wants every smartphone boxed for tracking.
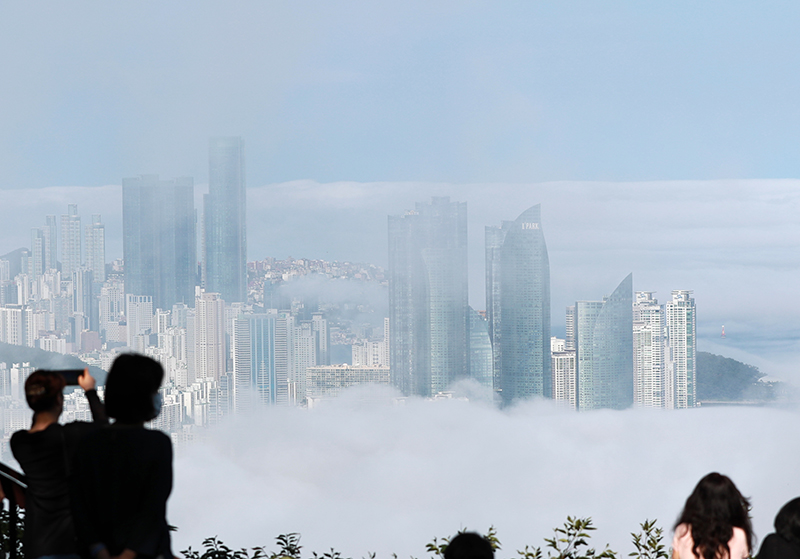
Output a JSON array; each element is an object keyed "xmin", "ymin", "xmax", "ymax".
[{"xmin": 60, "ymin": 369, "xmax": 86, "ymax": 386}]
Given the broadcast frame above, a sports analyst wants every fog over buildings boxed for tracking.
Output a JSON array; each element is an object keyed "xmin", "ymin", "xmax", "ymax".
[{"xmin": 1, "ymin": 1, "xmax": 800, "ymax": 557}]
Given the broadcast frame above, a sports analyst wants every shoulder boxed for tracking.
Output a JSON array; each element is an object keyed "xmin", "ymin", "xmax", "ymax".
[
  {"xmin": 729, "ymin": 527, "xmax": 749, "ymax": 559},
  {"xmin": 672, "ymin": 523, "xmax": 695, "ymax": 558}
]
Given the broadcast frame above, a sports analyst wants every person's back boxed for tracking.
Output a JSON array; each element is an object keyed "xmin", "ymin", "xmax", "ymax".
[
  {"xmin": 75, "ymin": 425, "xmax": 172, "ymax": 558},
  {"xmin": 71, "ymin": 354, "xmax": 173, "ymax": 559},
  {"xmin": 10, "ymin": 369, "xmax": 105, "ymax": 559},
  {"xmin": 671, "ymin": 473, "xmax": 753, "ymax": 559},
  {"xmin": 757, "ymin": 497, "xmax": 800, "ymax": 559}
]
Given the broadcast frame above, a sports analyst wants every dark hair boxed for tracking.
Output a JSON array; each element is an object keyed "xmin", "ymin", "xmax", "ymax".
[
  {"xmin": 105, "ymin": 354, "xmax": 164, "ymax": 423},
  {"xmin": 25, "ymin": 370, "xmax": 66, "ymax": 412},
  {"xmin": 775, "ymin": 497, "xmax": 800, "ymax": 545},
  {"xmin": 675, "ymin": 473, "xmax": 753, "ymax": 559},
  {"xmin": 444, "ymin": 533, "xmax": 494, "ymax": 559}
]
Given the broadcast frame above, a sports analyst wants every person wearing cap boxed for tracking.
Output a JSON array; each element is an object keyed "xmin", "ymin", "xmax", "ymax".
[{"xmin": 10, "ymin": 368, "xmax": 107, "ymax": 559}]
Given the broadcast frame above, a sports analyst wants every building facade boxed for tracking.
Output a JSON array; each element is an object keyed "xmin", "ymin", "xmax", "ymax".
[
  {"xmin": 122, "ymin": 175, "xmax": 196, "ymax": 311},
  {"xmin": 204, "ymin": 137, "xmax": 247, "ymax": 303},
  {"xmin": 486, "ymin": 205, "xmax": 551, "ymax": 403},
  {"xmin": 633, "ymin": 291, "xmax": 665, "ymax": 408},
  {"xmin": 664, "ymin": 290, "xmax": 697, "ymax": 409},
  {"xmin": 574, "ymin": 274, "xmax": 633, "ymax": 410},
  {"xmin": 388, "ymin": 197, "xmax": 468, "ymax": 397}
]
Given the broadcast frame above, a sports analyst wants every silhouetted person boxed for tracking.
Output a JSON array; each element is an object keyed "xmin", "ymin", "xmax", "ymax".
[
  {"xmin": 444, "ymin": 533, "xmax": 494, "ymax": 559},
  {"xmin": 756, "ymin": 497, "xmax": 800, "ymax": 559},
  {"xmin": 72, "ymin": 354, "xmax": 173, "ymax": 559},
  {"xmin": 10, "ymin": 368, "xmax": 107, "ymax": 559},
  {"xmin": 672, "ymin": 473, "xmax": 753, "ymax": 559}
]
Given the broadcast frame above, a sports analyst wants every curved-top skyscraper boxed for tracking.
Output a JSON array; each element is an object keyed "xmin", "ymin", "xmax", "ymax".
[{"xmin": 486, "ymin": 204, "xmax": 551, "ymax": 404}]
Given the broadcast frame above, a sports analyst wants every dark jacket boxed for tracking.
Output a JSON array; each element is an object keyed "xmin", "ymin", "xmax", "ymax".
[{"xmin": 757, "ymin": 533, "xmax": 800, "ymax": 559}]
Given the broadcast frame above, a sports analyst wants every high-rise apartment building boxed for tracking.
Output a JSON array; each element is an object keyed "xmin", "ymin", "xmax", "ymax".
[
  {"xmin": 574, "ymin": 274, "xmax": 633, "ymax": 410},
  {"xmin": 85, "ymin": 215, "xmax": 105, "ymax": 284},
  {"xmin": 61, "ymin": 204, "xmax": 81, "ymax": 277},
  {"xmin": 633, "ymin": 292, "xmax": 665, "ymax": 408},
  {"xmin": 204, "ymin": 137, "xmax": 247, "ymax": 303},
  {"xmin": 126, "ymin": 294, "xmax": 153, "ymax": 352},
  {"xmin": 44, "ymin": 215, "xmax": 57, "ymax": 272},
  {"xmin": 551, "ymin": 336, "xmax": 577, "ymax": 409},
  {"xmin": 194, "ymin": 288, "xmax": 226, "ymax": 382},
  {"xmin": 232, "ymin": 311, "xmax": 278, "ymax": 410},
  {"xmin": 122, "ymin": 175, "xmax": 196, "ymax": 311},
  {"xmin": 31, "ymin": 228, "xmax": 45, "ymax": 281},
  {"xmin": 388, "ymin": 197, "xmax": 468, "ymax": 397},
  {"xmin": 664, "ymin": 290, "xmax": 697, "ymax": 409},
  {"xmin": 486, "ymin": 205, "xmax": 551, "ymax": 403}
]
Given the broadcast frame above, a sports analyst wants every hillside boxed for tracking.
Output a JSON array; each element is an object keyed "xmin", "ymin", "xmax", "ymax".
[
  {"xmin": 0, "ymin": 342, "xmax": 107, "ymax": 385},
  {"xmin": 697, "ymin": 351, "xmax": 778, "ymax": 402}
]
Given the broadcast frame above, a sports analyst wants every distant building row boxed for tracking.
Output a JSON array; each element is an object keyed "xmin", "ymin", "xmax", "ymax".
[{"xmin": 388, "ymin": 197, "xmax": 697, "ymax": 410}]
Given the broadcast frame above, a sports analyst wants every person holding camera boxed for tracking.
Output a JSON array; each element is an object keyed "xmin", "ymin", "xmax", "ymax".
[{"xmin": 10, "ymin": 368, "xmax": 107, "ymax": 559}]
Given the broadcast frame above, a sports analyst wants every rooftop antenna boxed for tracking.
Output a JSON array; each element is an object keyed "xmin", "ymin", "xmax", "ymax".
[{"xmin": 721, "ymin": 325, "xmax": 726, "ymax": 339}]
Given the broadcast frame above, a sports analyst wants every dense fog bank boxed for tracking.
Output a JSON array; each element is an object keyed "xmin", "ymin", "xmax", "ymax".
[{"xmin": 171, "ymin": 384, "xmax": 800, "ymax": 557}]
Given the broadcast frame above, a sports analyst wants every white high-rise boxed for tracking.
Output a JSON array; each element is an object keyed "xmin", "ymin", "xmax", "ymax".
[
  {"xmin": 551, "ymin": 336, "xmax": 576, "ymax": 409},
  {"xmin": 85, "ymin": 215, "xmax": 106, "ymax": 283},
  {"xmin": 633, "ymin": 292, "xmax": 665, "ymax": 408},
  {"xmin": 664, "ymin": 290, "xmax": 697, "ymax": 409},
  {"xmin": 194, "ymin": 288, "xmax": 226, "ymax": 382},
  {"xmin": 126, "ymin": 294, "xmax": 153, "ymax": 352},
  {"xmin": 61, "ymin": 204, "xmax": 81, "ymax": 277}
]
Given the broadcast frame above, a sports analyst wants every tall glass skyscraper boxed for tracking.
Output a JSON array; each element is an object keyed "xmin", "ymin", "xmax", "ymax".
[
  {"xmin": 388, "ymin": 197, "xmax": 468, "ymax": 397},
  {"xmin": 122, "ymin": 175, "xmax": 196, "ymax": 311},
  {"xmin": 232, "ymin": 311, "xmax": 277, "ymax": 411},
  {"xmin": 575, "ymin": 273, "xmax": 633, "ymax": 410},
  {"xmin": 204, "ymin": 137, "xmax": 247, "ymax": 303},
  {"xmin": 486, "ymin": 204, "xmax": 551, "ymax": 404}
]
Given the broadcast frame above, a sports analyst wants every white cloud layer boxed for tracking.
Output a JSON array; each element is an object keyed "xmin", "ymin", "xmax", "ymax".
[{"xmin": 170, "ymin": 384, "xmax": 800, "ymax": 558}]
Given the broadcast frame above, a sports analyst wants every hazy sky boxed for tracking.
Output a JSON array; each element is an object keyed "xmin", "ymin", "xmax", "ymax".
[
  {"xmin": 3, "ymin": 3, "xmax": 800, "ymax": 554},
  {"xmin": 3, "ymin": 2, "xmax": 800, "ymax": 188}
]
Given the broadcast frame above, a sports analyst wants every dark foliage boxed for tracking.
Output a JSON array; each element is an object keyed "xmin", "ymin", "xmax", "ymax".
[
  {"xmin": 0, "ymin": 505, "xmax": 24, "ymax": 557},
  {"xmin": 696, "ymin": 351, "xmax": 777, "ymax": 402}
]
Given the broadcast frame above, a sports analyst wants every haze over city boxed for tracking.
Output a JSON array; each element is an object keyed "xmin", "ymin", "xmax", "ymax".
[{"xmin": 1, "ymin": 2, "xmax": 799, "ymax": 559}]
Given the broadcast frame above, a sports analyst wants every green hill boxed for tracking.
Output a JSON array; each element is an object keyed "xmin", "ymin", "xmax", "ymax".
[{"xmin": 697, "ymin": 351, "xmax": 777, "ymax": 402}]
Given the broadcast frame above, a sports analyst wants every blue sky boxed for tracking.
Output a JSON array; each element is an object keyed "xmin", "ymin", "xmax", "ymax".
[{"xmin": 2, "ymin": 1, "xmax": 800, "ymax": 188}]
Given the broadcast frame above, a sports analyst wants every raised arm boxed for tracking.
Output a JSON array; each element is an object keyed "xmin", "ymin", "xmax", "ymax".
[{"xmin": 79, "ymin": 369, "xmax": 109, "ymax": 425}]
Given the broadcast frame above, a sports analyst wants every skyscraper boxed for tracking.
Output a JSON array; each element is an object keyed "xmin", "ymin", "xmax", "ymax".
[
  {"xmin": 85, "ymin": 214, "xmax": 106, "ymax": 284},
  {"xmin": 388, "ymin": 197, "xmax": 468, "ymax": 397},
  {"xmin": 486, "ymin": 205, "xmax": 551, "ymax": 403},
  {"xmin": 122, "ymin": 175, "xmax": 196, "ymax": 311},
  {"xmin": 574, "ymin": 274, "xmax": 633, "ymax": 410},
  {"xmin": 44, "ymin": 215, "xmax": 57, "ymax": 272},
  {"xmin": 204, "ymin": 137, "xmax": 247, "ymax": 303},
  {"xmin": 61, "ymin": 204, "xmax": 81, "ymax": 277},
  {"xmin": 194, "ymin": 288, "xmax": 226, "ymax": 382},
  {"xmin": 664, "ymin": 290, "xmax": 697, "ymax": 408},
  {"xmin": 633, "ymin": 291, "xmax": 665, "ymax": 408},
  {"xmin": 232, "ymin": 311, "xmax": 278, "ymax": 411}
]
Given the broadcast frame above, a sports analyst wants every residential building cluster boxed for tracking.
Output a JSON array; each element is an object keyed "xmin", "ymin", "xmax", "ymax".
[{"xmin": 0, "ymin": 139, "xmax": 700, "ymax": 451}]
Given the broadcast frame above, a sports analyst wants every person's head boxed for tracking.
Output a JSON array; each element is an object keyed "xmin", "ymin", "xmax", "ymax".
[
  {"xmin": 24, "ymin": 370, "xmax": 66, "ymax": 415},
  {"xmin": 444, "ymin": 533, "xmax": 494, "ymax": 559},
  {"xmin": 774, "ymin": 497, "xmax": 800, "ymax": 545},
  {"xmin": 675, "ymin": 472, "xmax": 753, "ymax": 559},
  {"xmin": 105, "ymin": 353, "xmax": 164, "ymax": 424}
]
